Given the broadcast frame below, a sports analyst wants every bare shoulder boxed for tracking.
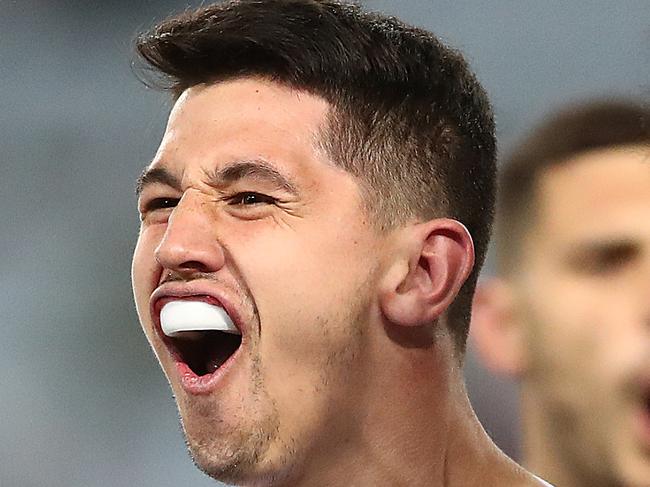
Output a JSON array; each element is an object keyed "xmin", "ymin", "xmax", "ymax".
[
  {"xmin": 465, "ymin": 462, "xmax": 554, "ymax": 487},
  {"xmin": 489, "ymin": 459, "xmax": 555, "ymax": 487},
  {"xmin": 464, "ymin": 471, "xmax": 554, "ymax": 487},
  {"xmin": 507, "ymin": 471, "xmax": 555, "ymax": 487},
  {"xmin": 530, "ymin": 475, "xmax": 554, "ymax": 487}
]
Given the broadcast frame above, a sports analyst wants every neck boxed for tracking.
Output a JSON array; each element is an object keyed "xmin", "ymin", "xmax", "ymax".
[
  {"xmin": 521, "ymin": 386, "xmax": 617, "ymax": 487},
  {"xmin": 285, "ymin": 331, "xmax": 535, "ymax": 487}
]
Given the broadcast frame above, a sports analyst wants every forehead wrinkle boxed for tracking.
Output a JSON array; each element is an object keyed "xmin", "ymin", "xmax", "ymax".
[{"xmin": 202, "ymin": 158, "xmax": 300, "ymax": 195}]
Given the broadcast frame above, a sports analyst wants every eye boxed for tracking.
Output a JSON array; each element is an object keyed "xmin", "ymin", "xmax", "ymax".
[
  {"xmin": 142, "ymin": 197, "xmax": 179, "ymax": 213},
  {"xmin": 228, "ymin": 192, "xmax": 277, "ymax": 206},
  {"xmin": 571, "ymin": 242, "xmax": 639, "ymax": 276}
]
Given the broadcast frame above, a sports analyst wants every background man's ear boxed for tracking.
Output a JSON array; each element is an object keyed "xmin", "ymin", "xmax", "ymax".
[
  {"xmin": 470, "ymin": 278, "xmax": 527, "ymax": 377},
  {"xmin": 380, "ymin": 218, "xmax": 474, "ymax": 328}
]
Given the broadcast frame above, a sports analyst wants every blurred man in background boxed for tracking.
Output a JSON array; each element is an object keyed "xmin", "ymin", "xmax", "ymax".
[
  {"xmin": 472, "ymin": 99, "xmax": 650, "ymax": 487},
  {"xmin": 130, "ymin": 0, "xmax": 551, "ymax": 485}
]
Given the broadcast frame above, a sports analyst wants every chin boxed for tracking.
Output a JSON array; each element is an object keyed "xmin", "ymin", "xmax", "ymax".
[
  {"xmin": 189, "ymin": 442, "xmax": 298, "ymax": 487},
  {"xmin": 184, "ymin": 428, "xmax": 261, "ymax": 482},
  {"xmin": 191, "ymin": 448, "xmax": 256, "ymax": 484},
  {"xmin": 180, "ymin": 406, "xmax": 286, "ymax": 485}
]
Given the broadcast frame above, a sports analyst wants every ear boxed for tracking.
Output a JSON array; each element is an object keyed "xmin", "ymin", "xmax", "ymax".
[
  {"xmin": 469, "ymin": 278, "xmax": 527, "ymax": 377},
  {"xmin": 379, "ymin": 218, "xmax": 474, "ymax": 328}
]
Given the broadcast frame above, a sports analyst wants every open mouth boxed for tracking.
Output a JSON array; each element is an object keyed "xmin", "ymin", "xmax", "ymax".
[
  {"xmin": 157, "ymin": 299, "xmax": 243, "ymax": 377},
  {"xmin": 169, "ymin": 331, "xmax": 242, "ymax": 376}
]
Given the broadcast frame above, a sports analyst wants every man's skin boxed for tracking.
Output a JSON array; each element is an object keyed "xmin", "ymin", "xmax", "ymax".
[
  {"xmin": 473, "ymin": 145, "xmax": 650, "ymax": 486},
  {"xmin": 131, "ymin": 78, "xmax": 545, "ymax": 486}
]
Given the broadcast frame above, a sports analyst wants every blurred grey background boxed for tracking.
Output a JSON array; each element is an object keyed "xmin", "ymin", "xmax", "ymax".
[{"xmin": 1, "ymin": 1, "xmax": 648, "ymax": 486}]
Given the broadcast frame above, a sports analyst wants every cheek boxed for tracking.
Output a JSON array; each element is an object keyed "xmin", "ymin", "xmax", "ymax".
[
  {"xmin": 525, "ymin": 277, "xmax": 635, "ymax": 396},
  {"xmin": 131, "ymin": 228, "xmax": 163, "ymax": 320},
  {"xmin": 527, "ymin": 272, "xmax": 610, "ymax": 346},
  {"xmin": 248, "ymin": 229, "xmax": 371, "ymax": 312},
  {"xmin": 234, "ymin": 213, "xmax": 375, "ymax": 309},
  {"xmin": 545, "ymin": 279, "xmax": 636, "ymax": 346},
  {"xmin": 234, "ymin": 223, "xmax": 373, "ymax": 367}
]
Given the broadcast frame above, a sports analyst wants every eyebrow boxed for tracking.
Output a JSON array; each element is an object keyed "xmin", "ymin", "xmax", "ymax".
[
  {"xmin": 135, "ymin": 166, "xmax": 182, "ymax": 196},
  {"xmin": 569, "ymin": 236, "xmax": 639, "ymax": 252},
  {"xmin": 565, "ymin": 237, "xmax": 641, "ymax": 262},
  {"xmin": 135, "ymin": 159, "xmax": 299, "ymax": 196},
  {"xmin": 204, "ymin": 159, "xmax": 299, "ymax": 195}
]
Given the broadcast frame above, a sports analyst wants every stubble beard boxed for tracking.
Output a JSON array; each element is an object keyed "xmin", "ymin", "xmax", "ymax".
[
  {"xmin": 180, "ymin": 276, "xmax": 373, "ymax": 486},
  {"xmin": 180, "ymin": 352, "xmax": 286, "ymax": 485},
  {"xmin": 169, "ymin": 275, "xmax": 285, "ymax": 485}
]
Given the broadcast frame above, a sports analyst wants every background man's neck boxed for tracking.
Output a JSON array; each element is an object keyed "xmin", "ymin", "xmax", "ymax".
[{"xmin": 521, "ymin": 388, "xmax": 618, "ymax": 487}]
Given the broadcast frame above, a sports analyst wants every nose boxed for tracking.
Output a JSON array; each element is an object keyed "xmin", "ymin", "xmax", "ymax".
[{"xmin": 154, "ymin": 191, "xmax": 226, "ymax": 275}]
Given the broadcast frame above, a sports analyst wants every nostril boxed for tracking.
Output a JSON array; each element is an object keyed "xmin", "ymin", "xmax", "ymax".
[{"xmin": 179, "ymin": 260, "xmax": 213, "ymax": 273}]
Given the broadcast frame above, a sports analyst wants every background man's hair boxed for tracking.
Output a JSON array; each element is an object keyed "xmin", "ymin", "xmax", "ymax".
[
  {"xmin": 135, "ymin": 0, "xmax": 497, "ymax": 354},
  {"xmin": 497, "ymin": 98, "xmax": 650, "ymax": 274}
]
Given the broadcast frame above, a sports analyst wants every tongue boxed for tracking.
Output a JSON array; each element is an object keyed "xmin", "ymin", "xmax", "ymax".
[{"xmin": 160, "ymin": 300, "xmax": 239, "ymax": 337}]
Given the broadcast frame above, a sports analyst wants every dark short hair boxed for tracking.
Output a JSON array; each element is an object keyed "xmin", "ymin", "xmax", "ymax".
[
  {"xmin": 497, "ymin": 99, "xmax": 650, "ymax": 274},
  {"xmin": 135, "ymin": 0, "xmax": 497, "ymax": 353}
]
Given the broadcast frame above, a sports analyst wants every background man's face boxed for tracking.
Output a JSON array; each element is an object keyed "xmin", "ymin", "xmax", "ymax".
[
  {"xmin": 516, "ymin": 146, "xmax": 650, "ymax": 485},
  {"xmin": 131, "ymin": 79, "xmax": 386, "ymax": 483}
]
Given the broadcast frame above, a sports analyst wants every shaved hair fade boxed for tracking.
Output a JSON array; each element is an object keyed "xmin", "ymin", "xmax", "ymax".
[
  {"xmin": 135, "ymin": 0, "xmax": 497, "ymax": 353},
  {"xmin": 497, "ymin": 99, "xmax": 650, "ymax": 274}
]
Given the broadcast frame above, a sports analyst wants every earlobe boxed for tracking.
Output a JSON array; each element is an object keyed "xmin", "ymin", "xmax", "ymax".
[
  {"xmin": 470, "ymin": 278, "xmax": 527, "ymax": 377},
  {"xmin": 380, "ymin": 219, "xmax": 475, "ymax": 328}
]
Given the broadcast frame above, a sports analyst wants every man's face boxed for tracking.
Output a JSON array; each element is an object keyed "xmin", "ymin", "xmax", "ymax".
[
  {"xmin": 132, "ymin": 79, "xmax": 387, "ymax": 482},
  {"xmin": 516, "ymin": 146, "xmax": 650, "ymax": 486}
]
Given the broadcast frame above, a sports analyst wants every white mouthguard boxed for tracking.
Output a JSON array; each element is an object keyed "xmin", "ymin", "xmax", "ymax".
[{"xmin": 160, "ymin": 300, "xmax": 239, "ymax": 337}]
